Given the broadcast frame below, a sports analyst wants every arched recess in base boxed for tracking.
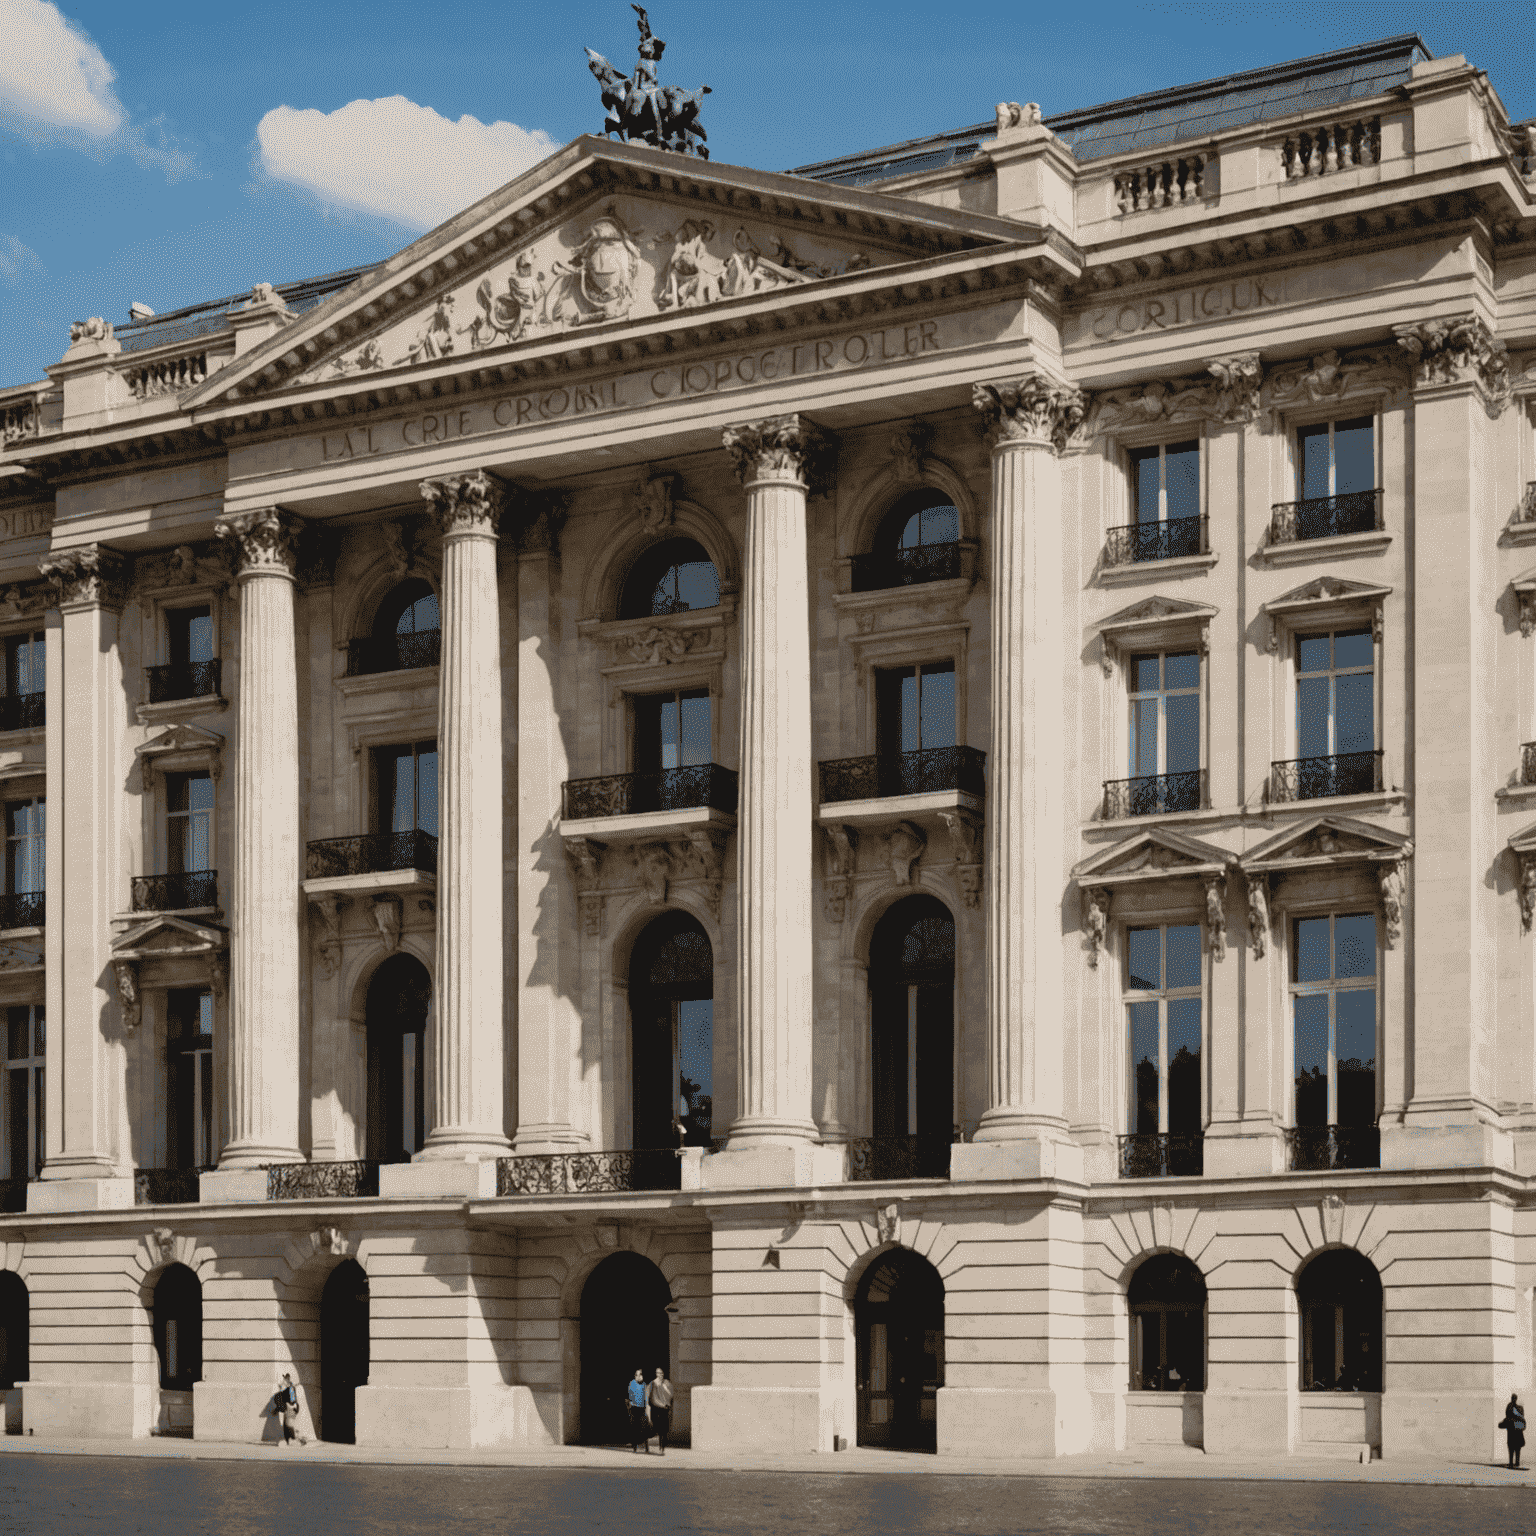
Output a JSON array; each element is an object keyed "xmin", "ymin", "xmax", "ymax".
[
  {"xmin": 320, "ymin": 1259, "xmax": 370, "ymax": 1444},
  {"xmin": 578, "ymin": 1251, "xmax": 672, "ymax": 1446},
  {"xmin": 854, "ymin": 1246, "xmax": 945, "ymax": 1452},
  {"xmin": 150, "ymin": 1263, "xmax": 203, "ymax": 1436},
  {"xmin": 0, "ymin": 1270, "xmax": 27, "ymax": 1431},
  {"xmin": 1297, "ymin": 1247, "xmax": 1382, "ymax": 1392}
]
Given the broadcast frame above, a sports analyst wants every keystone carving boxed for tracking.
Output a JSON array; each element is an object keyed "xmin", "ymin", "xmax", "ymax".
[
  {"xmin": 381, "ymin": 519, "xmax": 416, "ymax": 580},
  {"xmin": 371, "ymin": 894, "xmax": 402, "ymax": 954},
  {"xmin": 635, "ymin": 470, "xmax": 677, "ymax": 535},
  {"xmin": 112, "ymin": 958, "xmax": 141, "ymax": 1031},
  {"xmin": 1394, "ymin": 314, "xmax": 1510, "ymax": 412},
  {"xmin": 1083, "ymin": 886, "xmax": 1110, "ymax": 968},
  {"xmin": 889, "ymin": 421, "xmax": 934, "ymax": 485},
  {"xmin": 876, "ymin": 1201, "xmax": 901, "ymax": 1244},
  {"xmin": 938, "ymin": 808, "xmax": 983, "ymax": 911},
  {"xmin": 167, "ymin": 545, "xmax": 199, "ymax": 586},
  {"xmin": 885, "ymin": 822, "xmax": 926, "ymax": 887},
  {"xmin": 310, "ymin": 895, "xmax": 346, "ymax": 979},
  {"xmin": 420, "ymin": 470, "xmax": 504, "ymax": 538},
  {"xmin": 1319, "ymin": 1192, "xmax": 1346, "ymax": 1246},
  {"xmin": 316, "ymin": 1225, "xmax": 348, "ymax": 1256},
  {"xmin": 39, "ymin": 545, "xmax": 130, "ymax": 609},
  {"xmin": 823, "ymin": 824, "xmax": 858, "ymax": 922},
  {"xmin": 1246, "ymin": 875, "xmax": 1270, "ymax": 958},
  {"xmin": 972, "ymin": 374, "xmax": 1086, "ymax": 453},
  {"xmin": 1203, "ymin": 875, "xmax": 1227, "ymax": 962},
  {"xmin": 215, "ymin": 508, "xmax": 304, "ymax": 578},
  {"xmin": 636, "ymin": 843, "xmax": 672, "ymax": 905}
]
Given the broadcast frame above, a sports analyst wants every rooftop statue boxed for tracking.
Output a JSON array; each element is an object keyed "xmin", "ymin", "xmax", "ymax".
[{"xmin": 586, "ymin": 6, "xmax": 711, "ymax": 158}]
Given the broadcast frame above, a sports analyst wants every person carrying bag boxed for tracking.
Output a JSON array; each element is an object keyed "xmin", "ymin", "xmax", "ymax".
[{"xmin": 1500, "ymin": 1392, "xmax": 1526, "ymax": 1470}]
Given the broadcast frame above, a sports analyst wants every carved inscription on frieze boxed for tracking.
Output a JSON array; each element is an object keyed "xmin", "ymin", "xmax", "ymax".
[{"xmin": 1079, "ymin": 277, "xmax": 1285, "ymax": 343}]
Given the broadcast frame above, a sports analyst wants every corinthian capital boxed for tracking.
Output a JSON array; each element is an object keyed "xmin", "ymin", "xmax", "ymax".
[
  {"xmin": 1393, "ymin": 314, "xmax": 1510, "ymax": 413},
  {"xmin": 39, "ymin": 544, "xmax": 130, "ymax": 609},
  {"xmin": 215, "ymin": 508, "xmax": 304, "ymax": 578},
  {"xmin": 971, "ymin": 375, "xmax": 1086, "ymax": 453},
  {"xmin": 420, "ymin": 470, "xmax": 504, "ymax": 538},
  {"xmin": 721, "ymin": 414, "xmax": 829, "ymax": 489}
]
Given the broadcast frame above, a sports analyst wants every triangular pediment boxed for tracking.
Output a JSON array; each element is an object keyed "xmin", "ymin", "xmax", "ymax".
[
  {"xmin": 140, "ymin": 723, "xmax": 224, "ymax": 755},
  {"xmin": 1241, "ymin": 814, "xmax": 1411, "ymax": 872},
  {"xmin": 1073, "ymin": 828, "xmax": 1235, "ymax": 885},
  {"xmin": 1096, "ymin": 595, "xmax": 1220, "ymax": 636},
  {"xmin": 187, "ymin": 137, "xmax": 1040, "ymax": 409},
  {"xmin": 111, "ymin": 914, "xmax": 227, "ymax": 959},
  {"xmin": 1265, "ymin": 576, "xmax": 1392, "ymax": 614}
]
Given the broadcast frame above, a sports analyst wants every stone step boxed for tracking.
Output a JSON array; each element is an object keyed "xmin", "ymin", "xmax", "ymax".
[{"xmin": 1298, "ymin": 1442, "xmax": 1373, "ymax": 1463}]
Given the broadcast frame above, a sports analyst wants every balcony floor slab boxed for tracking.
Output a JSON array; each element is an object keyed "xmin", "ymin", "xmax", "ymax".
[
  {"xmin": 559, "ymin": 805, "xmax": 737, "ymax": 846},
  {"xmin": 301, "ymin": 868, "xmax": 437, "ymax": 898},
  {"xmin": 818, "ymin": 789, "xmax": 982, "ymax": 826}
]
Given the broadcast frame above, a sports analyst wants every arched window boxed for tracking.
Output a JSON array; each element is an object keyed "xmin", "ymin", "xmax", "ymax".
[
  {"xmin": 620, "ymin": 539, "xmax": 719, "ymax": 620},
  {"xmin": 0, "ymin": 1271, "xmax": 27, "ymax": 1392},
  {"xmin": 1128, "ymin": 1253, "xmax": 1206, "ymax": 1391},
  {"xmin": 1298, "ymin": 1248, "xmax": 1382, "ymax": 1391},
  {"xmin": 348, "ymin": 579, "xmax": 441, "ymax": 676},
  {"xmin": 855, "ymin": 489, "xmax": 962, "ymax": 591},
  {"xmin": 152, "ymin": 1263, "xmax": 202, "ymax": 1392},
  {"xmin": 630, "ymin": 912, "xmax": 713, "ymax": 1157},
  {"xmin": 365, "ymin": 955, "xmax": 431, "ymax": 1163}
]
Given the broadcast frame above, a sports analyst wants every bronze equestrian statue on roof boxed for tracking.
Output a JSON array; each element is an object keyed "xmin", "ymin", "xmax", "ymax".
[{"xmin": 585, "ymin": 6, "xmax": 711, "ymax": 158}]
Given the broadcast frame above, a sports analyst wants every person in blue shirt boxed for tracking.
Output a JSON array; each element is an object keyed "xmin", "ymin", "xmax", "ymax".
[{"xmin": 626, "ymin": 1368, "xmax": 651, "ymax": 1452}]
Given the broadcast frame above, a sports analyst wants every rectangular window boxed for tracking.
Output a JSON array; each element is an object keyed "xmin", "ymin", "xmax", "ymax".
[
  {"xmin": 1292, "ymin": 914, "xmax": 1377, "ymax": 1129},
  {"xmin": 1298, "ymin": 417, "xmax": 1374, "ymax": 500},
  {"xmin": 1296, "ymin": 629, "xmax": 1374, "ymax": 760},
  {"xmin": 167, "ymin": 606, "xmax": 214, "ymax": 666},
  {"xmin": 875, "ymin": 661, "xmax": 956, "ymax": 758},
  {"xmin": 4, "ymin": 1004, "xmax": 43, "ymax": 1179},
  {"xmin": 1129, "ymin": 652, "xmax": 1200, "ymax": 779},
  {"xmin": 1129, "ymin": 441, "xmax": 1200, "ymax": 524},
  {"xmin": 167, "ymin": 990, "xmax": 215, "ymax": 1169},
  {"xmin": 374, "ymin": 742, "xmax": 439, "ymax": 836},
  {"xmin": 1125, "ymin": 925, "xmax": 1202, "ymax": 1138},
  {"xmin": 4, "ymin": 797, "xmax": 43, "ymax": 895},
  {"xmin": 633, "ymin": 690, "xmax": 711, "ymax": 775},
  {"xmin": 2, "ymin": 633, "xmax": 44, "ymax": 699},
  {"xmin": 166, "ymin": 773, "xmax": 213, "ymax": 874}
]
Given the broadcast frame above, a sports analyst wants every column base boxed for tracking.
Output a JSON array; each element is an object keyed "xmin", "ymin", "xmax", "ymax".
[
  {"xmin": 1381, "ymin": 1118, "xmax": 1512, "ymax": 1172},
  {"xmin": 935, "ymin": 1386, "xmax": 1092, "ymax": 1457},
  {"xmin": 199, "ymin": 1168, "xmax": 270, "ymax": 1205},
  {"xmin": 691, "ymin": 1386, "xmax": 831, "ymax": 1453},
  {"xmin": 511, "ymin": 1125, "xmax": 588, "ymax": 1155},
  {"xmin": 26, "ymin": 1177, "xmax": 134, "ymax": 1213},
  {"xmin": 355, "ymin": 1384, "xmax": 559, "ymax": 1448},
  {"xmin": 698, "ymin": 1142, "xmax": 845, "ymax": 1190},
  {"xmin": 1201, "ymin": 1389, "xmax": 1292, "ymax": 1456},
  {"xmin": 1201, "ymin": 1122, "xmax": 1287, "ymax": 1177},
  {"xmin": 414, "ymin": 1133, "xmax": 512, "ymax": 1163},
  {"xmin": 378, "ymin": 1159, "xmax": 499, "ymax": 1199},
  {"xmin": 950, "ymin": 1138, "xmax": 1084, "ymax": 1183}
]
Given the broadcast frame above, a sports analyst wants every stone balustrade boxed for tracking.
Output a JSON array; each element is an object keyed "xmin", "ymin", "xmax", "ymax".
[
  {"xmin": 0, "ymin": 389, "xmax": 44, "ymax": 445},
  {"xmin": 122, "ymin": 349, "xmax": 208, "ymax": 401},
  {"xmin": 1280, "ymin": 117, "xmax": 1381, "ymax": 179},
  {"xmin": 1113, "ymin": 152, "xmax": 1211, "ymax": 214}
]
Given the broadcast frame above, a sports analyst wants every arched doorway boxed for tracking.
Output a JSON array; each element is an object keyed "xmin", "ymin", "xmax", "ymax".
[
  {"xmin": 630, "ymin": 912, "xmax": 713, "ymax": 1156},
  {"xmin": 0, "ymin": 1271, "xmax": 27, "ymax": 1432},
  {"xmin": 152, "ymin": 1264, "xmax": 203, "ymax": 1393},
  {"xmin": 1129, "ymin": 1253, "xmax": 1206, "ymax": 1391},
  {"xmin": 1298, "ymin": 1248, "xmax": 1382, "ymax": 1391},
  {"xmin": 579, "ymin": 1252, "xmax": 671, "ymax": 1446},
  {"xmin": 855, "ymin": 1247, "xmax": 944, "ymax": 1451},
  {"xmin": 365, "ymin": 955, "xmax": 431, "ymax": 1163},
  {"xmin": 320, "ymin": 1259, "xmax": 370, "ymax": 1444},
  {"xmin": 868, "ymin": 897, "xmax": 954, "ymax": 1178}
]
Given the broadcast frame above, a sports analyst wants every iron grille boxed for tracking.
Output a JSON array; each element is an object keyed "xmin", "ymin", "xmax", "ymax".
[
  {"xmin": 1270, "ymin": 751, "xmax": 1383, "ymax": 802},
  {"xmin": 0, "ymin": 693, "xmax": 44, "ymax": 732},
  {"xmin": 561, "ymin": 764, "xmax": 738, "ymax": 821},
  {"xmin": 134, "ymin": 1167, "xmax": 210, "ymax": 1205},
  {"xmin": 146, "ymin": 660, "xmax": 222, "ymax": 704},
  {"xmin": 818, "ymin": 745, "xmax": 987, "ymax": 804},
  {"xmin": 1118, "ymin": 1134, "xmax": 1204, "ymax": 1178},
  {"xmin": 850, "ymin": 542, "xmax": 962, "ymax": 592},
  {"xmin": 346, "ymin": 630, "xmax": 442, "ymax": 676},
  {"xmin": 1102, "ymin": 770, "xmax": 1204, "ymax": 819},
  {"xmin": 1285, "ymin": 1125, "xmax": 1380, "ymax": 1172},
  {"xmin": 0, "ymin": 892, "xmax": 43, "ymax": 929},
  {"xmin": 1522, "ymin": 742, "xmax": 1536, "ymax": 786},
  {"xmin": 131, "ymin": 870, "xmax": 218, "ymax": 912},
  {"xmin": 0, "ymin": 1177, "xmax": 28, "ymax": 1213},
  {"xmin": 305, "ymin": 830, "xmax": 438, "ymax": 880},
  {"xmin": 847, "ymin": 1135, "xmax": 952, "ymax": 1180},
  {"xmin": 495, "ymin": 1149, "xmax": 682, "ymax": 1196},
  {"xmin": 266, "ymin": 1160, "xmax": 380, "ymax": 1200},
  {"xmin": 1269, "ymin": 490, "xmax": 1382, "ymax": 544},
  {"xmin": 1104, "ymin": 515, "xmax": 1206, "ymax": 566}
]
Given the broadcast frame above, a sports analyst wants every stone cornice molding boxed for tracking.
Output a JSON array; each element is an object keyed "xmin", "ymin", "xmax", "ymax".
[
  {"xmin": 1393, "ymin": 314, "xmax": 1511, "ymax": 415},
  {"xmin": 420, "ymin": 470, "xmax": 504, "ymax": 540},
  {"xmin": 722, "ymin": 414, "xmax": 830, "ymax": 490},
  {"xmin": 214, "ymin": 507, "xmax": 304, "ymax": 580},
  {"xmin": 38, "ymin": 544, "xmax": 130, "ymax": 610},
  {"xmin": 971, "ymin": 374, "xmax": 1085, "ymax": 454}
]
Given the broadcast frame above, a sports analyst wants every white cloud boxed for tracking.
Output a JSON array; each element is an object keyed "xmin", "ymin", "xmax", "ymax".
[
  {"xmin": 256, "ymin": 96, "xmax": 558, "ymax": 230},
  {"xmin": 0, "ymin": 234, "xmax": 43, "ymax": 284},
  {"xmin": 0, "ymin": 0, "xmax": 126, "ymax": 139}
]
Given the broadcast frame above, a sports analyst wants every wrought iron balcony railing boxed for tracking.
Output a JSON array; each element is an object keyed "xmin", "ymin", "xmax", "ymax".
[
  {"xmin": 819, "ymin": 745, "xmax": 987, "ymax": 804},
  {"xmin": 266, "ymin": 1160, "xmax": 380, "ymax": 1200},
  {"xmin": 495, "ymin": 1149, "xmax": 681, "ymax": 1196},
  {"xmin": 850, "ymin": 542, "xmax": 962, "ymax": 592},
  {"xmin": 131, "ymin": 870, "xmax": 218, "ymax": 912},
  {"xmin": 1269, "ymin": 489, "xmax": 1383, "ymax": 545},
  {"xmin": 0, "ymin": 693, "xmax": 44, "ymax": 732},
  {"xmin": 146, "ymin": 659, "xmax": 222, "ymax": 704},
  {"xmin": 1119, "ymin": 1134, "xmax": 1204, "ymax": 1178},
  {"xmin": 346, "ymin": 630, "xmax": 442, "ymax": 677},
  {"xmin": 306, "ymin": 830, "xmax": 438, "ymax": 881},
  {"xmin": 1104, "ymin": 515, "xmax": 1207, "ymax": 567},
  {"xmin": 1521, "ymin": 741, "xmax": 1536, "ymax": 786},
  {"xmin": 134, "ymin": 1167, "xmax": 210, "ymax": 1206},
  {"xmin": 562, "ymin": 763, "xmax": 738, "ymax": 821},
  {"xmin": 1103, "ymin": 769, "xmax": 1205, "ymax": 819},
  {"xmin": 0, "ymin": 892, "xmax": 43, "ymax": 930},
  {"xmin": 1286, "ymin": 1125, "xmax": 1380, "ymax": 1172},
  {"xmin": 0, "ymin": 1176, "xmax": 30, "ymax": 1213},
  {"xmin": 1270, "ymin": 750, "xmax": 1383, "ymax": 802},
  {"xmin": 847, "ymin": 1134, "xmax": 952, "ymax": 1181}
]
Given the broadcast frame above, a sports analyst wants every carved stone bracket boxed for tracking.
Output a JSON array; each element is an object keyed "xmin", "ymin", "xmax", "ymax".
[
  {"xmin": 565, "ymin": 836, "xmax": 608, "ymax": 937},
  {"xmin": 1377, "ymin": 857, "xmax": 1407, "ymax": 949},
  {"xmin": 309, "ymin": 894, "xmax": 348, "ymax": 979},
  {"xmin": 823, "ymin": 824, "xmax": 858, "ymax": 922},
  {"xmin": 885, "ymin": 822, "xmax": 926, "ymax": 887},
  {"xmin": 972, "ymin": 374, "xmax": 1086, "ymax": 453},
  {"xmin": 215, "ymin": 508, "xmax": 305, "ymax": 579},
  {"xmin": 420, "ymin": 470, "xmax": 504, "ymax": 539},
  {"xmin": 938, "ymin": 808, "xmax": 983, "ymax": 910},
  {"xmin": 1205, "ymin": 353, "xmax": 1264, "ymax": 424},
  {"xmin": 371, "ymin": 894, "xmax": 402, "ymax": 953},
  {"xmin": 112, "ymin": 958, "xmax": 141, "ymax": 1031},
  {"xmin": 1394, "ymin": 314, "xmax": 1510, "ymax": 414},
  {"xmin": 636, "ymin": 843, "xmax": 672, "ymax": 906},
  {"xmin": 1203, "ymin": 874, "xmax": 1227, "ymax": 962},
  {"xmin": 1518, "ymin": 582, "xmax": 1536, "ymax": 640},
  {"xmin": 1083, "ymin": 886, "xmax": 1110, "ymax": 968},
  {"xmin": 685, "ymin": 829, "xmax": 727, "ymax": 919},
  {"xmin": 1519, "ymin": 851, "xmax": 1536, "ymax": 937},
  {"xmin": 1246, "ymin": 874, "xmax": 1270, "ymax": 958},
  {"xmin": 722, "ymin": 413, "xmax": 832, "ymax": 491},
  {"xmin": 39, "ymin": 545, "xmax": 130, "ymax": 610}
]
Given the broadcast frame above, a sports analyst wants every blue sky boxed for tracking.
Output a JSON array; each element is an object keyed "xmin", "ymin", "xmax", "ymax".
[{"xmin": 0, "ymin": 0, "xmax": 1530, "ymax": 388}]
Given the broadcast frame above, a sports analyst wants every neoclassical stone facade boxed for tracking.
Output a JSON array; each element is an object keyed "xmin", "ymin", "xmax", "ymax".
[{"xmin": 1, "ymin": 35, "xmax": 1535, "ymax": 1460}]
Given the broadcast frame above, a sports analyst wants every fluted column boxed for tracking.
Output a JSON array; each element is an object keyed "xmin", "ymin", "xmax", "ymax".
[
  {"xmin": 720, "ymin": 415, "xmax": 822, "ymax": 1148},
  {"xmin": 955, "ymin": 377, "xmax": 1085, "ymax": 1180},
  {"xmin": 214, "ymin": 508, "xmax": 304, "ymax": 1167},
  {"xmin": 417, "ymin": 471, "xmax": 509, "ymax": 1159}
]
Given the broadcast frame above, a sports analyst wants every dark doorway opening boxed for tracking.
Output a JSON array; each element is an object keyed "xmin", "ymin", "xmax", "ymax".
[
  {"xmin": 579, "ymin": 1251, "xmax": 672, "ymax": 1446},
  {"xmin": 152, "ymin": 1263, "xmax": 203, "ymax": 1393},
  {"xmin": 1128, "ymin": 1252, "xmax": 1206, "ymax": 1391},
  {"xmin": 1298, "ymin": 1247, "xmax": 1382, "ymax": 1391},
  {"xmin": 856, "ymin": 1247, "xmax": 944, "ymax": 1451},
  {"xmin": 0, "ymin": 1271, "xmax": 27, "ymax": 1412},
  {"xmin": 320, "ymin": 1259, "xmax": 370, "ymax": 1444},
  {"xmin": 366, "ymin": 955, "xmax": 431, "ymax": 1163},
  {"xmin": 630, "ymin": 911, "xmax": 713, "ymax": 1158}
]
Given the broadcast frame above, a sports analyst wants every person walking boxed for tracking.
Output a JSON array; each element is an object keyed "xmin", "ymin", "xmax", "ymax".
[
  {"xmin": 275, "ymin": 1373, "xmax": 308, "ymax": 1447},
  {"xmin": 626, "ymin": 1368, "xmax": 651, "ymax": 1453},
  {"xmin": 648, "ymin": 1367, "xmax": 674, "ymax": 1455},
  {"xmin": 1500, "ymin": 1392, "xmax": 1526, "ymax": 1469}
]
